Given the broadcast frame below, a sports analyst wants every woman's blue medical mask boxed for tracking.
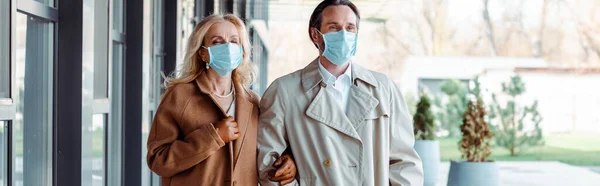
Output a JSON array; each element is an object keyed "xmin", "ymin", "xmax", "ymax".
[
  {"xmin": 203, "ymin": 43, "xmax": 243, "ymax": 76},
  {"xmin": 317, "ymin": 29, "xmax": 358, "ymax": 66}
]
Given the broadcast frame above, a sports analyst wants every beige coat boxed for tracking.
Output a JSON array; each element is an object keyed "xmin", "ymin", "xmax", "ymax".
[
  {"xmin": 257, "ymin": 59, "xmax": 423, "ymax": 186},
  {"xmin": 147, "ymin": 72, "xmax": 260, "ymax": 186}
]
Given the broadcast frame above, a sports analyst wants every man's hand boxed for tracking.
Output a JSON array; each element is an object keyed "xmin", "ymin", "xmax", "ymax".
[{"xmin": 269, "ymin": 154, "xmax": 297, "ymax": 185}]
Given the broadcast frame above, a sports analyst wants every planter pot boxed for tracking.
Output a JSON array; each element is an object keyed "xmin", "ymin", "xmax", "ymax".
[
  {"xmin": 447, "ymin": 160, "xmax": 499, "ymax": 186},
  {"xmin": 414, "ymin": 140, "xmax": 440, "ymax": 186}
]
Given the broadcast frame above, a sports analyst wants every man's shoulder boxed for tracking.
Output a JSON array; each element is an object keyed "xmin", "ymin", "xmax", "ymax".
[
  {"xmin": 354, "ymin": 63, "xmax": 395, "ymax": 89},
  {"xmin": 242, "ymin": 87, "xmax": 261, "ymax": 105},
  {"xmin": 270, "ymin": 69, "xmax": 303, "ymax": 88}
]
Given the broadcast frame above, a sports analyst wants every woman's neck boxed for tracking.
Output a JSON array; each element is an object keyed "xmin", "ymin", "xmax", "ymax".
[{"xmin": 206, "ymin": 69, "xmax": 233, "ymax": 96}]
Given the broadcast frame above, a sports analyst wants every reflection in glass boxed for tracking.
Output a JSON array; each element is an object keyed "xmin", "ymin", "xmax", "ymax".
[
  {"xmin": 14, "ymin": 13, "xmax": 53, "ymax": 186},
  {"xmin": 0, "ymin": 1, "xmax": 9, "ymax": 98},
  {"xmin": 113, "ymin": 0, "xmax": 123, "ymax": 33},
  {"xmin": 85, "ymin": 0, "xmax": 109, "ymax": 99}
]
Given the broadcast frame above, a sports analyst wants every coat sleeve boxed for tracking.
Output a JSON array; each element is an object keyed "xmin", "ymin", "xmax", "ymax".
[
  {"xmin": 388, "ymin": 80, "xmax": 424, "ymax": 186},
  {"xmin": 256, "ymin": 79, "xmax": 296, "ymax": 186},
  {"xmin": 146, "ymin": 86, "xmax": 226, "ymax": 177}
]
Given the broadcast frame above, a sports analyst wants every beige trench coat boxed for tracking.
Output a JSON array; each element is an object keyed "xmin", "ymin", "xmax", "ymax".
[{"xmin": 257, "ymin": 59, "xmax": 423, "ymax": 186}]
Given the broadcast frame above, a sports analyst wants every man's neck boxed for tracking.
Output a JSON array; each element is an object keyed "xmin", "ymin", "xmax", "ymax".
[{"xmin": 319, "ymin": 56, "xmax": 350, "ymax": 78}]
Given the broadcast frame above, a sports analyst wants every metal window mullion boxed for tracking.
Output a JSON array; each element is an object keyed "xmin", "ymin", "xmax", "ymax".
[
  {"xmin": 111, "ymin": 30, "xmax": 126, "ymax": 44},
  {"xmin": 0, "ymin": 100, "xmax": 15, "ymax": 120},
  {"xmin": 123, "ymin": 0, "xmax": 143, "ymax": 185},
  {"xmin": 106, "ymin": 1, "xmax": 117, "ymax": 185},
  {"xmin": 5, "ymin": 120, "xmax": 13, "ymax": 186},
  {"xmin": 93, "ymin": 99, "xmax": 110, "ymax": 114},
  {"xmin": 8, "ymin": 0, "xmax": 15, "ymax": 185},
  {"xmin": 16, "ymin": 0, "xmax": 58, "ymax": 22},
  {"xmin": 106, "ymin": 43, "xmax": 123, "ymax": 186},
  {"xmin": 55, "ymin": 0, "xmax": 84, "ymax": 185}
]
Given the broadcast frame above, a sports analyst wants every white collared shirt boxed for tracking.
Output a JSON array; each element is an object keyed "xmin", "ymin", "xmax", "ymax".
[{"xmin": 318, "ymin": 59, "xmax": 352, "ymax": 112}]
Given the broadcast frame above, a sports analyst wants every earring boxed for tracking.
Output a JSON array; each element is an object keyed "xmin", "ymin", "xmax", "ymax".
[{"xmin": 205, "ymin": 62, "xmax": 209, "ymax": 69}]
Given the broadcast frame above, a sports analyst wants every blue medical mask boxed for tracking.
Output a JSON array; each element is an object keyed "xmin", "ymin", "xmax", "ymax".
[
  {"xmin": 317, "ymin": 29, "xmax": 358, "ymax": 66},
  {"xmin": 203, "ymin": 43, "xmax": 243, "ymax": 76}
]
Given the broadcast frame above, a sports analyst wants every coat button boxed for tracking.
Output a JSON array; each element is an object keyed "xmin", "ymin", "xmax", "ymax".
[{"xmin": 323, "ymin": 159, "xmax": 332, "ymax": 167}]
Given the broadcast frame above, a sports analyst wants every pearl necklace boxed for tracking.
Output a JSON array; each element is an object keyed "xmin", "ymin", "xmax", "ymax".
[{"xmin": 213, "ymin": 84, "xmax": 234, "ymax": 98}]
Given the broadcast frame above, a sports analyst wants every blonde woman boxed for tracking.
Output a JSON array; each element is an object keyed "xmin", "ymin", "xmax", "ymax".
[{"xmin": 147, "ymin": 14, "xmax": 296, "ymax": 186}]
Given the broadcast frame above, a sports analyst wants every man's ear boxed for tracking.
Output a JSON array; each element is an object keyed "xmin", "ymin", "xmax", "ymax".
[{"xmin": 310, "ymin": 28, "xmax": 320, "ymax": 45}]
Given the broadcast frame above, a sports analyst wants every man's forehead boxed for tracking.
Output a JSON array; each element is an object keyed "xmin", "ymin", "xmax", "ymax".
[{"xmin": 321, "ymin": 5, "xmax": 357, "ymax": 22}]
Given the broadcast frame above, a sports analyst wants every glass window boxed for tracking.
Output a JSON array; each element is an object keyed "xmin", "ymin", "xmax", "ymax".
[
  {"xmin": 113, "ymin": 0, "xmax": 123, "ymax": 33},
  {"xmin": 14, "ymin": 13, "xmax": 53, "ymax": 186},
  {"xmin": 0, "ymin": 1, "xmax": 9, "ymax": 98},
  {"xmin": 83, "ymin": 0, "xmax": 109, "ymax": 185},
  {"xmin": 1, "ymin": 121, "xmax": 6, "ymax": 186},
  {"xmin": 142, "ymin": 1, "xmax": 153, "ymax": 185},
  {"xmin": 151, "ymin": 0, "xmax": 164, "ymax": 102},
  {"xmin": 89, "ymin": 0, "xmax": 109, "ymax": 99},
  {"xmin": 91, "ymin": 114, "xmax": 106, "ymax": 186},
  {"xmin": 142, "ymin": 111, "xmax": 151, "ymax": 186}
]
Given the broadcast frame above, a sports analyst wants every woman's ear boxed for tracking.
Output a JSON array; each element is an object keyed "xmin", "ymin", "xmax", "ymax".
[{"xmin": 199, "ymin": 50, "xmax": 209, "ymax": 63}]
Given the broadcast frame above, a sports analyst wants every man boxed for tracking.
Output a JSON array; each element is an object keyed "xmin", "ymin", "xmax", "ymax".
[{"xmin": 257, "ymin": 0, "xmax": 423, "ymax": 185}]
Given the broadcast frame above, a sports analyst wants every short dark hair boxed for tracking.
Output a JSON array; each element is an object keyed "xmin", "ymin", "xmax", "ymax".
[{"xmin": 308, "ymin": 0, "xmax": 360, "ymax": 48}]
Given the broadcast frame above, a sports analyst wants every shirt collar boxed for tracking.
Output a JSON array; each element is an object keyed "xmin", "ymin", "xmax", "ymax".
[
  {"xmin": 318, "ymin": 58, "xmax": 352, "ymax": 86},
  {"xmin": 301, "ymin": 57, "xmax": 378, "ymax": 93}
]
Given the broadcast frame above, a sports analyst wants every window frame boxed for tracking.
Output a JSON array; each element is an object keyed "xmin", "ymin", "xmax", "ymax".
[{"xmin": 9, "ymin": 0, "xmax": 59, "ymax": 185}]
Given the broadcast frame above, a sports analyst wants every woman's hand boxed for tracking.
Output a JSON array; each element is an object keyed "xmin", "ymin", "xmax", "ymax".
[
  {"xmin": 213, "ymin": 116, "xmax": 240, "ymax": 143},
  {"xmin": 270, "ymin": 154, "xmax": 297, "ymax": 185}
]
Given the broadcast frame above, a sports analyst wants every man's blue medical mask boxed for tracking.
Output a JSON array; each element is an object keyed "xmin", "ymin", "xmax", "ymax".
[{"xmin": 316, "ymin": 29, "xmax": 358, "ymax": 66}]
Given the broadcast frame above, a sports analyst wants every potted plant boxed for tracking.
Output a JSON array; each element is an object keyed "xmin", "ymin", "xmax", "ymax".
[
  {"xmin": 447, "ymin": 77, "xmax": 499, "ymax": 186},
  {"xmin": 413, "ymin": 93, "xmax": 439, "ymax": 186}
]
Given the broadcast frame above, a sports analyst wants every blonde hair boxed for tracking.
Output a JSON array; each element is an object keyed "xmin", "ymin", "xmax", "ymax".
[{"xmin": 163, "ymin": 14, "xmax": 254, "ymax": 91}]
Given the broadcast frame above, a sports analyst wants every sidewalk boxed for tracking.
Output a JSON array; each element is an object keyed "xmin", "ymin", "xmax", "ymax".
[
  {"xmin": 583, "ymin": 166, "xmax": 600, "ymax": 174},
  {"xmin": 435, "ymin": 161, "xmax": 600, "ymax": 186}
]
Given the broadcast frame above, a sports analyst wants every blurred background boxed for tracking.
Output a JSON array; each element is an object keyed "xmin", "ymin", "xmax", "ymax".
[{"xmin": 1, "ymin": 0, "xmax": 599, "ymax": 186}]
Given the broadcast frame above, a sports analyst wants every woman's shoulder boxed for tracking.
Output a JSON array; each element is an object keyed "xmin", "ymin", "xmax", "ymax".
[{"xmin": 161, "ymin": 82, "xmax": 199, "ymax": 104}]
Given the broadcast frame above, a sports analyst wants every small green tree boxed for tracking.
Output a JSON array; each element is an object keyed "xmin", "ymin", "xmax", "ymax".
[
  {"xmin": 488, "ymin": 75, "xmax": 544, "ymax": 156},
  {"xmin": 433, "ymin": 79, "xmax": 468, "ymax": 137},
  {"xmin": 414, "ymin": 93, "xmax": 436, "ymax": 140},
  {"xmin": 460, "ymin": 76, "xmax": 493, "ymax": 162}
]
